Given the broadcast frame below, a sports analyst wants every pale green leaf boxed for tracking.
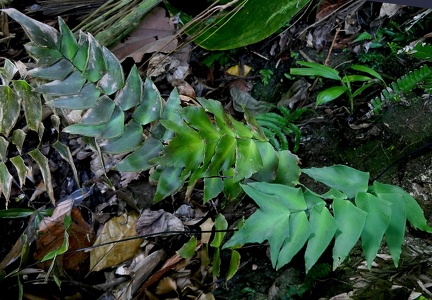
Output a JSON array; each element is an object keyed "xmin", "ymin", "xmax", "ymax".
[
  {"xmin": 98, "ymin": 47, "xmax": 125, "ymax": 95},
  {"xmin": 251, "ymin": 141, "xmax": 279, "ymax": 182},
  {"xmin": 277, "ymin": 211, "xmax": 311, "ymax": 270},
  {"xmin": 373, "ymin": 181, "xmax": 432, "ymax": 233},
  {"xmin": 47, "ymin": 83, "xmax": 100, "ymax": 109},
  {"xmin": 58, "ymin": 17, "xmax": 78, "ymax": 60},
  {"xmin": 303, "ymin": 189, "xmax": 326, "ymax": 212},
  {"xmin": 0, "ymin": 135, "xmax": 8, "ymax": 162},
  {"xmin": 29, "ymin": 149, "xmax": 55, "ymax": 205},
  {"xmin": 332, "ymin": 199, "xmax": 367, "ymax": 270},
  {"xmin": 0, "ymin": 162, "xmax": 12, "ymax": 206},
  {"xmin": 355, "ymin": 192, "xmax": 392, "ymax": 269},
  {"xmin": 10, "ymin": 155, "xmax": 29, "ymax": 187},
  {"xmin": 3, "ymin": 8, "xmax": 59, "ymax": 48},
  {"xmin": 132, "ymin": 78, "xmax": 162, "ymax": 125},
  {"xmin": 205, "ymin": 134, "xmax": 236, "ymax": 176},
  {"xmin": 224, "ymin": 183, "xmax": 292, "ymax": 267},
  {"xmin": 35, "ymin": 71, "xmax": 86, "ymax": 95},
  {"xmin": 177, "ymin": 236, "xmax": 197, "ymax": 259},
  {"xmin": 274, "ymin": 150, "xmax": 301, "ymax": 186},
  {"xmin": 302, "ymin": 165, "xmax": 369, "ymax": 199},
  {"xmin": 28, "ymin": 59, "xmax": 73, "ymax": 80},
  {"xmin": 291, "ymin": 61, "xmax": 341, "ymax": 80},
  {"xmin": 222, "ymin": 168, "xmax": 243, "ymax": 201},
  {"xmin": 115, "ymin": 136, "xmax": 162, "ymax": 172},
  {"xmin": 100, "ymin": 121, "xmax": 142, "ymax": 154},
  {"xmin": 13, "ymin": 80, "xmax": 42, "ymax": 133},
  {"xmin": 152, "ymin": 88, "xmax": 182, "ymax": 141},
  {"xmin": 234, "ymin": 139, "xmax": 262, "ymax": 182},
  {"xmin": 0, "ymin": 85, "xmax": 20, "ymax": 137},
  {"xmin": 115, "ymin": 65, "xmax": 143, "ymax": 111},
  {"xmin": 350, "ymin": 64, "xmax": 384, "ymax": 82},
  {"xmin": 226, "ymin": 250, "xmax": 240, "ymax": 281},
  {"xmin": 211, "ymin": 213, "xmax": 228, "ymax": 248},
  {"xmin": 305, "ymin": 207, "xmax": 338, "ymax": 273},
  {"xmin": 316, "ymin": 86, "xmax": 348, "ymax": 106},
  {"xmin": 83, "ymin": 34, "xmax": 107, "ymax": 82},
  {"xmin": 197, "ymin": 98, "xmax": 235, "ymax": 137}
]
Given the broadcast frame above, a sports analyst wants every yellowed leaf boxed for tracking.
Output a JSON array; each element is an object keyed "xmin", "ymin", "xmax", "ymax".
[
  {"xmin": 90, "ymin": 212, "xmax": 143, "ymax": 272},
  {"xmin": 226, "ymin": 64, "xmax": 251, "ymax": 76},
  {"xmin": 200, "ymin": 218, "xmax": 214, "ymax": 244},
  {"xmin": 156, "ymin": 277, "xmax": 177, "ymax": 295}
]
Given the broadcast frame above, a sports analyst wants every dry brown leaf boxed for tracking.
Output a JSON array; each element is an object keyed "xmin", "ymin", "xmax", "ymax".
[
  {"xmin": 34, "ymin": 199, "xmax": 95, "ymax": 273},
  {"xmin": 199, "ymin": 218, "xmax": 214, "ymax": 245},
  {"xmin": 156, "ymin": 277, "xmax": 177, "ymax": 295},
  {"xmin": 112, "ymin": 7, "xmax": 177, "ymax": 62},
  {"xmin": 170, "ymin": 79, "xmax": 196, "ymax": 99},
  {"xmin": 147, "ymin": 53, "xmax": 190, "ymax": 82},
  {"xmin": 90, "ymin": 212, "xmax": 142, "ymax": 272},
  {"xmin": 136, "ymin": 209, "xmax": 184, "ymax": 237}
]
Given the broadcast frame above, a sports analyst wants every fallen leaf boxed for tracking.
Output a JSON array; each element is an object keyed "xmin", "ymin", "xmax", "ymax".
[
  {"xmin": 156, "ymin": 276, "xmax": 177, "ymax": 295},
  {"xmin": 200, "ymin": 218, "xmax": 214, "ymax": 245},
  {"xmin": 136, "ymin": 209, "xmax": 184, "ymax": 237},
  {"xmin": 112, "ymin": 7, "xmax": 178, "ymax": 63},
  {"xmin": 277, "ymin": 78, "xmax": 311, "ymax": 108},
  {"xmin": 226, "ymin": 64, "xmax": 252, "ymax": 76},
  {"xmin": 170, "ymin": 79, "xmax": 196, "ymax": 99},
  {"xmin": 147, "ymin": 53, "xmax": 190, "ymax": 82},
  {"xmin": 90, "ymin": 212, "xmax": 142, "ymax": 272},
  {"xmin": 230, "ymin": 87, "xmax": 271, "ymax": 115},
  {"xmin": 34, "ymin": 199, "xmax": 95, "ymax": 273}
]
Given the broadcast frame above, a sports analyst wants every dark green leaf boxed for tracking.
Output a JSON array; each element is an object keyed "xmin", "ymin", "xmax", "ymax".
[
  {"xmin": 115, "ymin": 65, "xmax": 143, "ymax": 111},
  {"xmin": 350, "ymin": 64, "xmax": 384, "ymax": 82},
  {"xmin": 83, "ymin": 34, "xmax": 107, "ymax": 82},
  {"xmin": 28, "ymin": 59, "xmax": 74, "ymax": 80},
  {"xmin": 25, "ymin": 43, "xmax": 62, "ymax": 66},
  {"xmin": 204, "ymin": 177, "xmax": 224, "ymax": 202},
  {"xmin": 98, "ymin": 47, "xmax": 125, "ymax": 95},
  {"xmin": 100, "ymin": 121, "xmax": 142, "ymax": 154},
  {"xmin": 291, "ymin": 61, "xmax": 341, "ymax": 80},
  {"xmin": 0, "ymin": 162, "xmax": 12, "ymax": 205},
  {"xmin": 58, "ymin": 17, "xmax": 78, "ymax": 60},
  {"xmin": 116, "ymin": 136, "xmax": 162, "ymax": 172},
  {"xmin": 153, "ymin": 166, "xmax": 184, "ymax": 203},
  {"xmin": 99, "ymin": 106, "xmax": 125, "ymax": 139},
  {"xmin": 0, "ymin": 85, "xmax": 20, "ymax": 136},
  {"xmin": 35, "ymin": 71, "xmax": 86, "ymax": 95},
  {"xmin": 316, "ymin": 86, "xmax": 348, "ymax": 106},
  {"xmin": 132, "ymin": 78, "xmax": 162, "ymax": 125},
  {"xmin": 0, "ymin": 208, "xmax": 35, "ymax": 218},
  {"xmin": 80, "ymin": 96, "xmax": 115, "ymax": 125},
  {"xmin": 13, "ymin": 80, "xmax": 42, "ymax": 133},
  {"xmin": 47, "ymin": 83, "xmax": 100, "ymax": 109},
  {"xmin": 10, "ymin": 155, "xmax": 29, "ymax": 187},
  {"xmin": 73, "ymin": 32, "xmax": 89, "ymax": 72}
]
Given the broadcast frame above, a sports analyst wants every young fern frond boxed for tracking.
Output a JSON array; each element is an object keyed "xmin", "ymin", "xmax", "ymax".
[{"xmin": 370, "ymin": 65, "xmax": 432, "ymax": 114}]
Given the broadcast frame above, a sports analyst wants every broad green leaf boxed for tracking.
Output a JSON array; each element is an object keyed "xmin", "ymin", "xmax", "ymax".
[
  {"xmin": 73, "ymin": 32, "xmax": 89, "ymax": 71},
  {"xmin": 52, "ymin": 141, "xmax": 80, "ymax": 188},
  {"xmin": 350, "ymin": 64, "xmax": 384, "ymax": 82},
  {"xmin": 277, "ymin": 211, "xmax": 311, "ymax": 270},
  {"xmin": 115, "ymin": 136, "xmax": 162, "ymax": 172},
  {"xmin": 234, "ymin": 139, "xmax": 262, "ymax": 182},
  {"xmin": 274, "ymin": 150, "xmax": 301, "ymax": 186},
  {"xmin": 115, "ymin": 65, "xmax": 143, "ymax": 111},
  {"xmin": 29, "ymin": 149, "xmax": 55, "ymax": 205},
  {"xmin": 197, "ymin": 98, "xmax": 235, "ymax": 137},
  {"xmin": 13, "ymin": 80, "xmax": 42, "ymax": 133},
  {"xmin": 0, "ymin": 85, "xmax": 20, "ymax": 137},
  {"xmin": 47, "ymin": 83, "xmax": 100, "ymax": 109},
  {"xmin": 58, "ymin": 17, "xmax": 78, "ymax": 60},
  {"xmin": 177, "ymin": 236, "xmax": 197, "ymax": 259},
  {"xmin": 35, "ymin": 71, "xmax": 86, "ymax": 95},
  {"xmin": 226, "ymin": 250, "xmax": 241, "ymax": 281},
  {"xmin": 25, "ymin": 43, "xmax": 62, "ymax": 66},
  {"xmin": 0, "ymin": 162, "xmax": 12, "ymax": 206},
  {"xmin": 98, "ymin": 47, "xmax": 125, "ymax": 95},
  {"xmin": 153, "ymin": 166, "xmax": 184, "ymax": 203},
  {"xmin": 3, "ymin": 8, "xmax": 59, "ymax": 48},
  {"xmin": 332, "ymin": 199, "xmax": 367, "ymax": 270},
  {"xmin": 79, "ymin": 96, "xmax": 115, "ymax": 125},
  {"xmin": 303, "ymin": 189, "xmax": 326, "ymax": 212},
  {"xmin": 373, "ymin": 181, "xmax": 432, "ymax": 233},
  {"xmin": 321, "ymin": 188, "xmax": 347, "ymax": 200},
  {"xmin": 355, "ymin": 192, "xmax": 392, "ymax": 268},
  {"xmin": 204, "ymin": 177, "xmax": 224, "ymax": 202},
  {"xmin": 377, "ymin": 192, "xmax": 406, "ymax": 267},
  {"xmin": 0, "ymin": 58, "xmax": 18, "ymax": 85},
  {"xmin": 10, "ymin": 155, "xmax": 29, "ymax": 187},
  {"xmin": 230, "ymin": 116, "xmax": 253, "ymax": 139},
  {"xmin": 28, "ymin": 59, "xmax": 73, "ymax": 80},
  {"xmin": 153, "ymin": 120, "xmax": 205, "ymax": 170},
  {"xmin": 192, "ymin": 0, "xmax": 310, "ymax": 50},
  {"xmin": 205, "ymin": 134, "xmax": 236, "ymax": 176},
  {"xmin": 342, "ymin": 75, "xmax": 372, "ymax": 82},
  {"xmin": 305, "ymin": 207, "xmax": 338, "ymax": 273},
  {"xmin": 224, "ymin": 183, "xmax": 292, "ymax": 267},
  {"xmin": 182, "ymin": 106, "xmax": 220, "ymax": 142},
  {"xmin": 316, "ymin": 86, "xmax": 348, "ymax": 106},
  {"xmin": 245, "ymin": 182, "xmax": 307, "ymax": 212},
  {"xmin": 0, "ymin": 208, "xmax": 35, "ymax": 218},
  {"xmin": 302, "ymin": 165, "xmax": 369, "ymax": 199},
  {"xmin": 211, "ymin": 213, "xmax": 228, "ymax": 248},
  {"xmin": 291, "ymin": 61, "xmax": 341, "ymax": 80},
  {"xmin": 100, "ymin": 121, "xmax": 142, "ymax": 154},
  {"xmin": 132, "ymin": 78, "xmax": 162, "ymax": 125},
  {"xmin": 83, "ymin": 34, "xmax": 107, "ymax": 82},
  {"xmin": 352, "ymin": 82, "xmax": 375, "ymax": 98},
  {"xmin": 251, "ymin": 141, "xmax": 279, "ymax": 182}
]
